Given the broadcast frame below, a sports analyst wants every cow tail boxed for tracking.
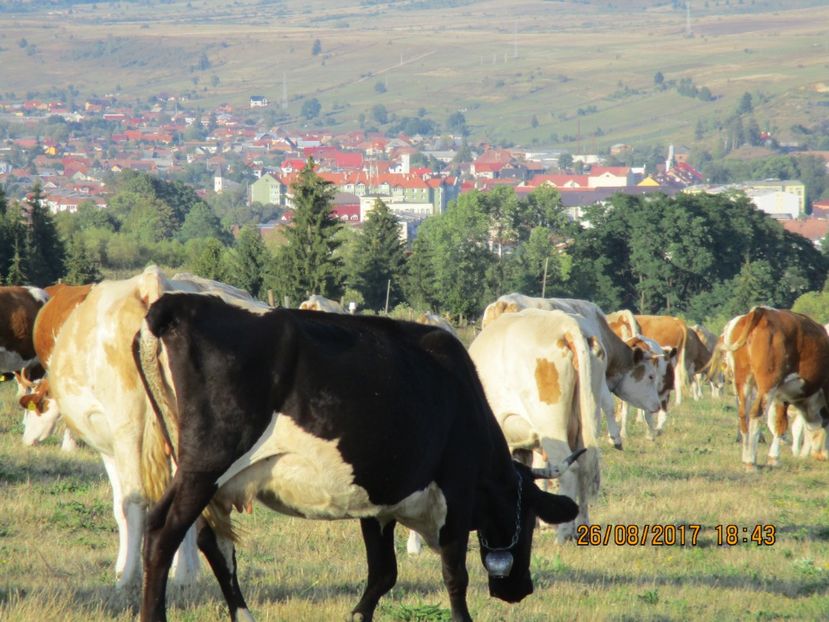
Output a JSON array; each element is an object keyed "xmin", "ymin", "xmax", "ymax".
[
  {"xmin": 572, "ymin": 331, "xmax": 601, "ymax": 500},
  {"xmin": 134, "ymin": 317, "xmax": 241, "ymax": 544},
  {"xmin": 134, "ymin": 321, "xmax": 178, "ymax": 505},
  {"xmin": 724, "ymin": 307, "xmax": 763, "ymax": 352},
  {"xmin": 703, "ymin": 341, "xmax": 725, "ymax": 383}
]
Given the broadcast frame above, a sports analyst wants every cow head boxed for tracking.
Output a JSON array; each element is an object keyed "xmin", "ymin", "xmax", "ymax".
[
  {"xmin": 19, "ymin": 378, "xmax": 60, "ymax": 446},
  {"xmin": 478, "ymin": 459, "xmax": 579, "ymax": 603},
  {"xmin": 610, "ymin": 346, "xmax": 662, "ymax": 413}
]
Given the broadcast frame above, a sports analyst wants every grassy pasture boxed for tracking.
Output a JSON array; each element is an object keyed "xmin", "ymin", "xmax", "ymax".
[
  {"xmin": 1, "ymin": 1, "xmax": 828, "ymax": 148},
  {"xmin": 1, "ymin": 378, "xmax": 828, "ymax": 621}
]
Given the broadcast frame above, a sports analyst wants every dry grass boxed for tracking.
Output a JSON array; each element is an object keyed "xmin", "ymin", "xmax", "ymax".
[
  {"xmin": 1, "ymin": 1, "xmax": 829, "ymax": 147},
  {"xmin": 1, "ymin": 381, "xmax": 828, "ymax": 621}
]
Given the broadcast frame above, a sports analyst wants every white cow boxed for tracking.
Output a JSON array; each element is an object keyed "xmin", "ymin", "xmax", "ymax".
[
  {"xmin": 299, "ymin": 294, "xmax": 344, "ymax": 313},
  {"xmin": 469, "ymin": 308, "xmax": 603, "ymax": 542},
  {"xmin": 46, "ymin": 266, "xmax": 269, "ymax": 590},
  {"xmin": 480, "ymin": 293, "xmax": 662, "ymax": 448}
]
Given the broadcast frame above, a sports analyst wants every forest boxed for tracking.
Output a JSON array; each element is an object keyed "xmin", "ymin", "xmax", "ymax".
[{"xmin": 1, "ymin": 162, "xmax": 827, "ymax": 328}]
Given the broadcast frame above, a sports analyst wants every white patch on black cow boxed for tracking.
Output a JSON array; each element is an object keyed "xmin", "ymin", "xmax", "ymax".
[{"xmin": 215, "ymin": 413, "xmax": 448, "ymax": 537}]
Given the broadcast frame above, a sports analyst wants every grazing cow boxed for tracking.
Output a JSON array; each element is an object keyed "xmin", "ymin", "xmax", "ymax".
[
  {"xmin": 46, "ymin": 267, "xmax": 268, "ymax": 590},
  {"xmin": 724, "ymin": 306, "xmax": 829, "ymax": 468},
  {"xmin": 467, "ymin": 308, "xmax": 602, "ymax": 543},
  {"xmin": 480, "ymin": 294, "xmax": 663, "ymax": 448},
  {"xmin": 19, "ymin": 283, "xmax": 92, "ymax": 450},
  {"xmin": 298, "ymin": 294, "xmax": 343, "ymax": 313},
  {"xmin": 688, "ymin": 324, "xmax": 718, "ymax": 399},
  {"xmin": 135, "ymin": 294, "xmax": 580, "ymax": 622},
  {"xmin": 0, "ymin": 285, "xmax": 48, "ymax": 375},
  {"xmin": 612, "ymin": 336, "xmax": 677, "ymax": 440},
  {"xmin": 635, "ymin": 315, "xmax": 709, "ymax": 405}
]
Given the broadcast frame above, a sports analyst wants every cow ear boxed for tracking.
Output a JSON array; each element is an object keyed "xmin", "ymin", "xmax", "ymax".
[
  {"xmin": 632, "ymin": 347, "xmax": 645, "ymax": 363},
  {"xmin": 145, "ymin": 295, "xmax": 182, "ymax": 338},
  {"xmin": 20, "ymin": 393, "xmax": 43, "ymax": 415},
  {"xmin": 527, "ymin": 484, "xmax": 579, "ymax": 525},
  {"xmin": 666, "ymin": 347, "xmax": 678, "ymax": 362}
]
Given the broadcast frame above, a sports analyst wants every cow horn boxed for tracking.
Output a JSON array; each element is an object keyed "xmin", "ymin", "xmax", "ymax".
[
  {"xmin": 484, "ymin": 551, "xmax": 514, "ymax": 578},
  {"xmin": 18, "ymin": 367, "xmax": 34, "ymax": 389},
  {"xmin": 531, "ymin": 448, "xmax": 587, "ymax": 479}
]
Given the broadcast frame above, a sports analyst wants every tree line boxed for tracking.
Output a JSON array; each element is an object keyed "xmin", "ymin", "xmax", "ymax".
[{"xmin": 1, "ymin": 160, "xmax": 826, "ymax": 328}]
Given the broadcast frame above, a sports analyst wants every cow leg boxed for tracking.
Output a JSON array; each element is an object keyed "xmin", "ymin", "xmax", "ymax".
[
  {"xmin": 641, "ymin": 410, "xmax": 657, "ymax": 441},
  {"xmin": 767, "ymin": 401, "xmax": 788, "ymax": 467},
  {"xmin": 691, "ymin": 375, "xmax": 702, "ymax": 401},
  {"xmin": 351, "ymin": 518, "xmax": 398, "ymax": 622},
  {"xmin": 602, "ymin": 388, "xmax": 622, "ymax": 449},
  {"xmin": 142, "ymin": 471, "xmax": 217, "ymax": 622},
  {"xmin": 406, "ymin": 530, "xmax": 424, "ymax": 555},
  {"xmin": 553, "ymin": 468, "xmax": 580, "ymax": 542},
  {"xmin": 170, "ymin": 524, "xmax": 201, "ymax": 586},
  {"xmin": 742, "ymin": 391, "xmax": 764, "ymax": 469},
  {"xmin": 791, "ymin": 413, "xmax": 806, "ymax": 456},
  {"xmin": 439, "ymin": 532, "xmax": 471, "ymax": 622},
  {"xmin": 60, "ymin": 428, "xmax": 77, "ymax": 452},
  {"xmin": 196, "ymin": 518, "xmax": 253, "ymax": 622},
  {"xmin": 655, "ymin": 406, "xmax": 668, "ymax": 435},
  {"xmin": 101, "ymin": 454, "xmax": 145, "ymax": 589},
  {"xmin": 618, "ymin": 400, "xmax": 629, "ymax": 440}
]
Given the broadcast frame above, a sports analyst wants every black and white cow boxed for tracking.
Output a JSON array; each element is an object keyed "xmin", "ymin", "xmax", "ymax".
[{"xmin": 135, "ymin": 293, "xmax": 581, "ymax": 622}]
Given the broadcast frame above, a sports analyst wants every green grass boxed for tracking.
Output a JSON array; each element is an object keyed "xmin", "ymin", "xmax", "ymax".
[
  {"xmin": 1, "ymin": 375, "xmax": 828, "ymax": 620},
  {"xmin": 1, "ymin": 1, "xmax": 829, "ymax": 149}
]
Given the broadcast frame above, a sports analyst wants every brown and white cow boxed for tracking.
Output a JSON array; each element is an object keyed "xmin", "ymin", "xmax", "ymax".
[
  {"xmin": 605, "ymin": 309, "xmax": 640, "ymax": 342},
  {"xmin": 19, "ymin": 283, "xmax": 93, "ymax": 450},
  {"xmin": 635, "ymin": 315, "xmax": 710, "ymax": 405},
  {"xmin": 45, "ymin": 266, "xmax": 269, "ymax": 590},
  {"xmin": 724, "ymin": 306, "xmax": 829, "ymax": 468},
  {"xmin": 0, "ymin": 285, "xmax": 48, "ymax": 377},
  {"xmin": 480, "ymin": 294, "xmax": 663, "ymax": 448},
  {"xmin": 690, "ymin": 323, "xmax": 721, "ymax": 399},
  {"xmin": 469, "ymin": 308, "xmax": 606, "ymax": 543}
]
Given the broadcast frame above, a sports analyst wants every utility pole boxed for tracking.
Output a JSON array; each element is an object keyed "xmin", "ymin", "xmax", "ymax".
[{"xmin": 541, "ymin": 257, "xmax": 549, "ymax": 298}]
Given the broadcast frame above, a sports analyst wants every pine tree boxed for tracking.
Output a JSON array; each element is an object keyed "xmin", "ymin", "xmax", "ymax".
[
  {"xmin": 190, "ymin": 237, "xmax": 228, "ymax": 281},
  {"xmin": 277, "ymin": 158, "xmax": 343, "ymax": 302},
  {"xmin": 63, "ymin": 236, "xmax": 101, "ymax": 284},
  {"xmin": 23, "ymin": 182, "xmax": 65, "ymax": 285},
  {"xmin": 349, "ymin": 198, "xmax": 406, "ymax": 311},
  {"xmin": 6, "ymin": 240, "xmax": 27, "ymax": 285},
  {"xmin": 227, "ymin": 225, "xmax": 269, "ymax": 298}
]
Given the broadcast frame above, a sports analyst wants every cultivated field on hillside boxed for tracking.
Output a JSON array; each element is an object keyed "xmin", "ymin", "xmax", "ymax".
[
  {"xmin": 0, "ymin": 0, "xmax": 828, "ymax": 148},
  {"xmin": 1, "ymin": 380, "xmax": 827, "ymax": 621}
]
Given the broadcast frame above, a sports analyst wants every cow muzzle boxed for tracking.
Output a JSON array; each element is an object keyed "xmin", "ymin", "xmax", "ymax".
[
  {"xmin": 484, "ymin": 551, "xmax": 514, "ymax": 578},
  {"xmin": 531, "ymin": 447, "xmax": 587, "ymax": 479}
]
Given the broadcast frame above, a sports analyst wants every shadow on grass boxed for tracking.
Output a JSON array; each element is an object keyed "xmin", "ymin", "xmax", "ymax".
[
  {"xmin": 3, "ymin": 573, "xmax": 446, "ymax": 618},
  {"xmin": 0, "ymin": 450, "xmax": 103, "ymax": 484},
  {"xmin": 534, "ymin": 562, "xmax": 829, "ymax": 598}
]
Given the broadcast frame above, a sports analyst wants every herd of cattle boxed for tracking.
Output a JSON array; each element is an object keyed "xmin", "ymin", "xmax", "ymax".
[{"xmin": 1, "ymin": 270, "xmax": 828, "ymax": 622}]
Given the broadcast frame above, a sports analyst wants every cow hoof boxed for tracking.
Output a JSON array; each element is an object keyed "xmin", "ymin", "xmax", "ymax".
[
  {"xmin": 743, "ymin": 463, "xmax": 758, "ymax": 473},
  {"xmin": 767, "ymin": 457, "xmax": 780, "ymax": 468},
  {"xmin": 613, "ymin": 441, "xmax": 623, "ymax": 451}
]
